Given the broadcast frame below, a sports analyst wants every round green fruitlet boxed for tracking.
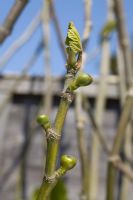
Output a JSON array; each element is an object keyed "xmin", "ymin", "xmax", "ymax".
[
  {"xmin": 36, "ymin": 114, "xmax": 51, "ymax": 129},
  {"xmin": 60, "ymin": 155, "xmax": 77, "ymax": 171},
  {"xmin": 76, "ymin": 72, "xmax": 93, "ymax": 87}
]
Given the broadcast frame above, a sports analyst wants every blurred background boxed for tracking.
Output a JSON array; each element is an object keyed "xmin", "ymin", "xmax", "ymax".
[{"xmin": 0, "ymin": 0, "xmax": 133, "ymax": 200}]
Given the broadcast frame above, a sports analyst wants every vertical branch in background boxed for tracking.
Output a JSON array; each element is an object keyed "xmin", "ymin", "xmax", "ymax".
[
  {"xmin": 0, "ymin": 41, "xmax": 43, "ymax": 114},
  {"xmin": 120, "ymin": 125, "xmax": 133, "ymax": 200},
  {"xmin": 75, "ymin": 1, "xmax": 92, "ymax": 200},
  {"xmin": 75, "ymin": 92, "xmax": 90, "ymax": 200},
  {"xmin": 88, "ymin": 0, "xmax": 113, "ymax": 199},
  {"xmin": 0, "ymin": 12, "xmax": 41, "ymax": 70},
  {"xmin": 49, "ymin": 0, "xmax": 67, "ymax": 60},
  {"xmin": 106, "ymin": 0, "xmax": 133, "ymax": 199},
  {"xmin": 82, "ymin": 0, "xmax": 92, "ymax": 50},
  {"xmin": 19, "ymin": 100, "xmax": 33, "ymax": 200},
  {"xmin": 116, "ymin": 46, "xmax": 126, "ymax": 105},
  {"xmin": 113, "ymin": 0, "xmax": 133, "ymax": 87},
  {"xmin": 0, "ymin": 0, "xmax": 29, "ymax": 43},
  {"xmin": 14, "ymin": 44, "xmax": 43, "ymax": 200},
  {"xmin": 106, "ymin": 90, "xmax": 133, "ymax": 200},
  {"xmin": 88, "ymin": 36, "xmax": 110, "ymax": 200},
  {"xmin": 41, "ymin": 0, "xmax": 52, "ymax": 116}
]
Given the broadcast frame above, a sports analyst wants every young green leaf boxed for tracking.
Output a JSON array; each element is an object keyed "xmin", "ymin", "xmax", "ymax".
[{"xmin": 65, "ymin": 22, "xmax": 82, "ymax": 54}]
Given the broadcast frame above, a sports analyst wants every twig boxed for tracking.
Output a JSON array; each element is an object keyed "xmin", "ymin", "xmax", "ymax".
[
  {"xmin": 106, "ymin": 90, "xmax": 133, "ymax": 200},
  {"xmin": 75, "ymin": 92, "xmax": 90, "ymax": 200},
  {"xmin": 83, "ymin": 96, "xmax": 110, "ymax": 154},
  {"xmin": 36, "ymin": 22, "xmax": 93, "ymax": 200},
  {"xmin": 0, "ymin": 12, "xmax": 41, "ymax": 71},
  {"xmin": 106, "ymin": 1, "xmax": 133, "ymax": 199},
  {"xmin": 88, "ymin": 33, "xmax": 110, "ymax": 200},
  {"xmin": 113, "ymin": 0, "xmax": 133, "ymax": 86},
  {"xmin": 37, "ymin": 23, "xmax": 79, "ymax": 200},
  {"xmin": 82, "ymin": 0, "xmax": 92, "ymax": 50},
  {"xmin": 0, "ymin": 102, "xmax": 43, "ymax": 191},
  {"xmin": 49, "ymin": 0, "xmax": 67, "ymax": 59},
  {"xmin": 88, "ymin": 1, "xmax": 114, "ymax": 198},
  {"xmin": 41, "ymin": 0, "xmax": 53, "ymax": 116},
  {"xmin": 0, "ymin": 0, "xmax": 29, "ymax": 43},
  {"xmin": 74, "ymin": 2, "xmax": 92, "ymax": 199},
  {"xmin": 109, "ymin": 155, "xmax": 133, "ymax": 182},
  {"xmin": 0, "ymin": 42, "xmax": 43, "ymax": 114}
]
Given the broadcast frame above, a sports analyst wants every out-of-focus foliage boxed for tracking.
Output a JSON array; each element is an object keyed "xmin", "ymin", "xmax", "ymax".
[
  {"xmin": 100, "ymin": 20, "xmax": 116, "ymax": 41},
  {"xmin": 110, "ymin": 55, "xmax": 118, "ymax": 75},
  {"xmin": 50, "ymin": 179, "xmax": 69, "ymax": 200},
  {"xmin": 30, "ymin": 179, "xmax": 68, "ymax": 200}
]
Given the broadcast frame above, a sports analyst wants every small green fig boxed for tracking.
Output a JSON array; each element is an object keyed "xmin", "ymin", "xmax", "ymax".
[
  {"xmin": 37, "ymin": 114, "xmax": 51, "ymax": 130},
  {"xmin": 60, "ymin": 155, "xmax": 77, "ymax": 171},
  {"xmin": 75, "ymin": 72, "xmax": 93, "ymax": 87},
  {"xmin": 68, "ymin": 72, "xmax": 93, "ymax": 91}
]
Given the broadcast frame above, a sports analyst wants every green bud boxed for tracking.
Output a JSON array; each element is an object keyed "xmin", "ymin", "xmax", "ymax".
[
  {"xmin": 60, "ymin": 155, "xmax": 77, "ymax": 171},
  {"xmin": 37, "ymin": 114, "xmax": 51, "ymax": 130},
  {"xmin": 68, "ymin": 72, "xmax": 93, "ymax": 91},
  {"xmin": 75, "ymin": 72, "xmax": 93, "ymax": 87}
]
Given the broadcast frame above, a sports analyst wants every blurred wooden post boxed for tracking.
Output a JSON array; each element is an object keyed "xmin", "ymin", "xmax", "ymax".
[
  {"xmin": 75, "ymin": 92, "xmax": 90, "ymax": 200},
  {"xmin": 106, "ymin": 89, "xmax": 133, "ymax": 200},
  {"xmin": 75, "ymin": 1, "xmax": 92, "ymax": 199},
  {"xmin": 88, "ymin": 40, "xmax": 110, "ymax": 200},
  {"xmin": 88, "ymin": 1, "xmax": 114, "ymax": 199},
  {"xmin": 0, "ymin": 0, "xmax": 29, "ymax": 43},
  {"xmin": 41, "ymin": 0, "xmax": 53, "ymax": 116},
  {"xmin": 112, "ymin": 0, "xmax": 133, "ymax": 199},
  {"xmin": 113, "ymin": 0, "xmax": 133, "ymax": 87}
]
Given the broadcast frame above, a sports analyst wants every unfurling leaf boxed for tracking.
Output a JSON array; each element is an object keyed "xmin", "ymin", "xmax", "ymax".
[{"xmin": 65, "ymin": 22, "xmax": 82, "ymax": 54}]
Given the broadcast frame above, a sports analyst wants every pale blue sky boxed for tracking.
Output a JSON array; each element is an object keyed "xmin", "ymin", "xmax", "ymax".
[{"xmin": 0, "ymin": 0, "xmax": 133, "ymax": 76}]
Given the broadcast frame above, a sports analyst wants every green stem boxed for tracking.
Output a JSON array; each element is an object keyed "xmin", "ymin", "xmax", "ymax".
[
  {"xmin": 37, "ymin": 80, "xmax": 72, "ymax": 200},
  {"xmin": 36, "ymin": 22, "xmax": 85, "ymax": 200},
  {"xmin": 45, "ymin": 98, "xmax": 70, "ymax": 175}
]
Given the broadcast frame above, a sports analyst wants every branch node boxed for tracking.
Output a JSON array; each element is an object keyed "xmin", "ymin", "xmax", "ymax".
[
  {"xmin": 43, "ymin": 174, "xmax": 56, "ymax": 184},
  {"xmin": 60, "ymin": 92, "xmax": 73, "ymax": 104},
  {"xmin": 109, "ymin": 155, "xmax": 121, "ymax": 166},
  {"xmin": 46, "ymin": 128, "xmax": 60, "ymax": 141}
]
